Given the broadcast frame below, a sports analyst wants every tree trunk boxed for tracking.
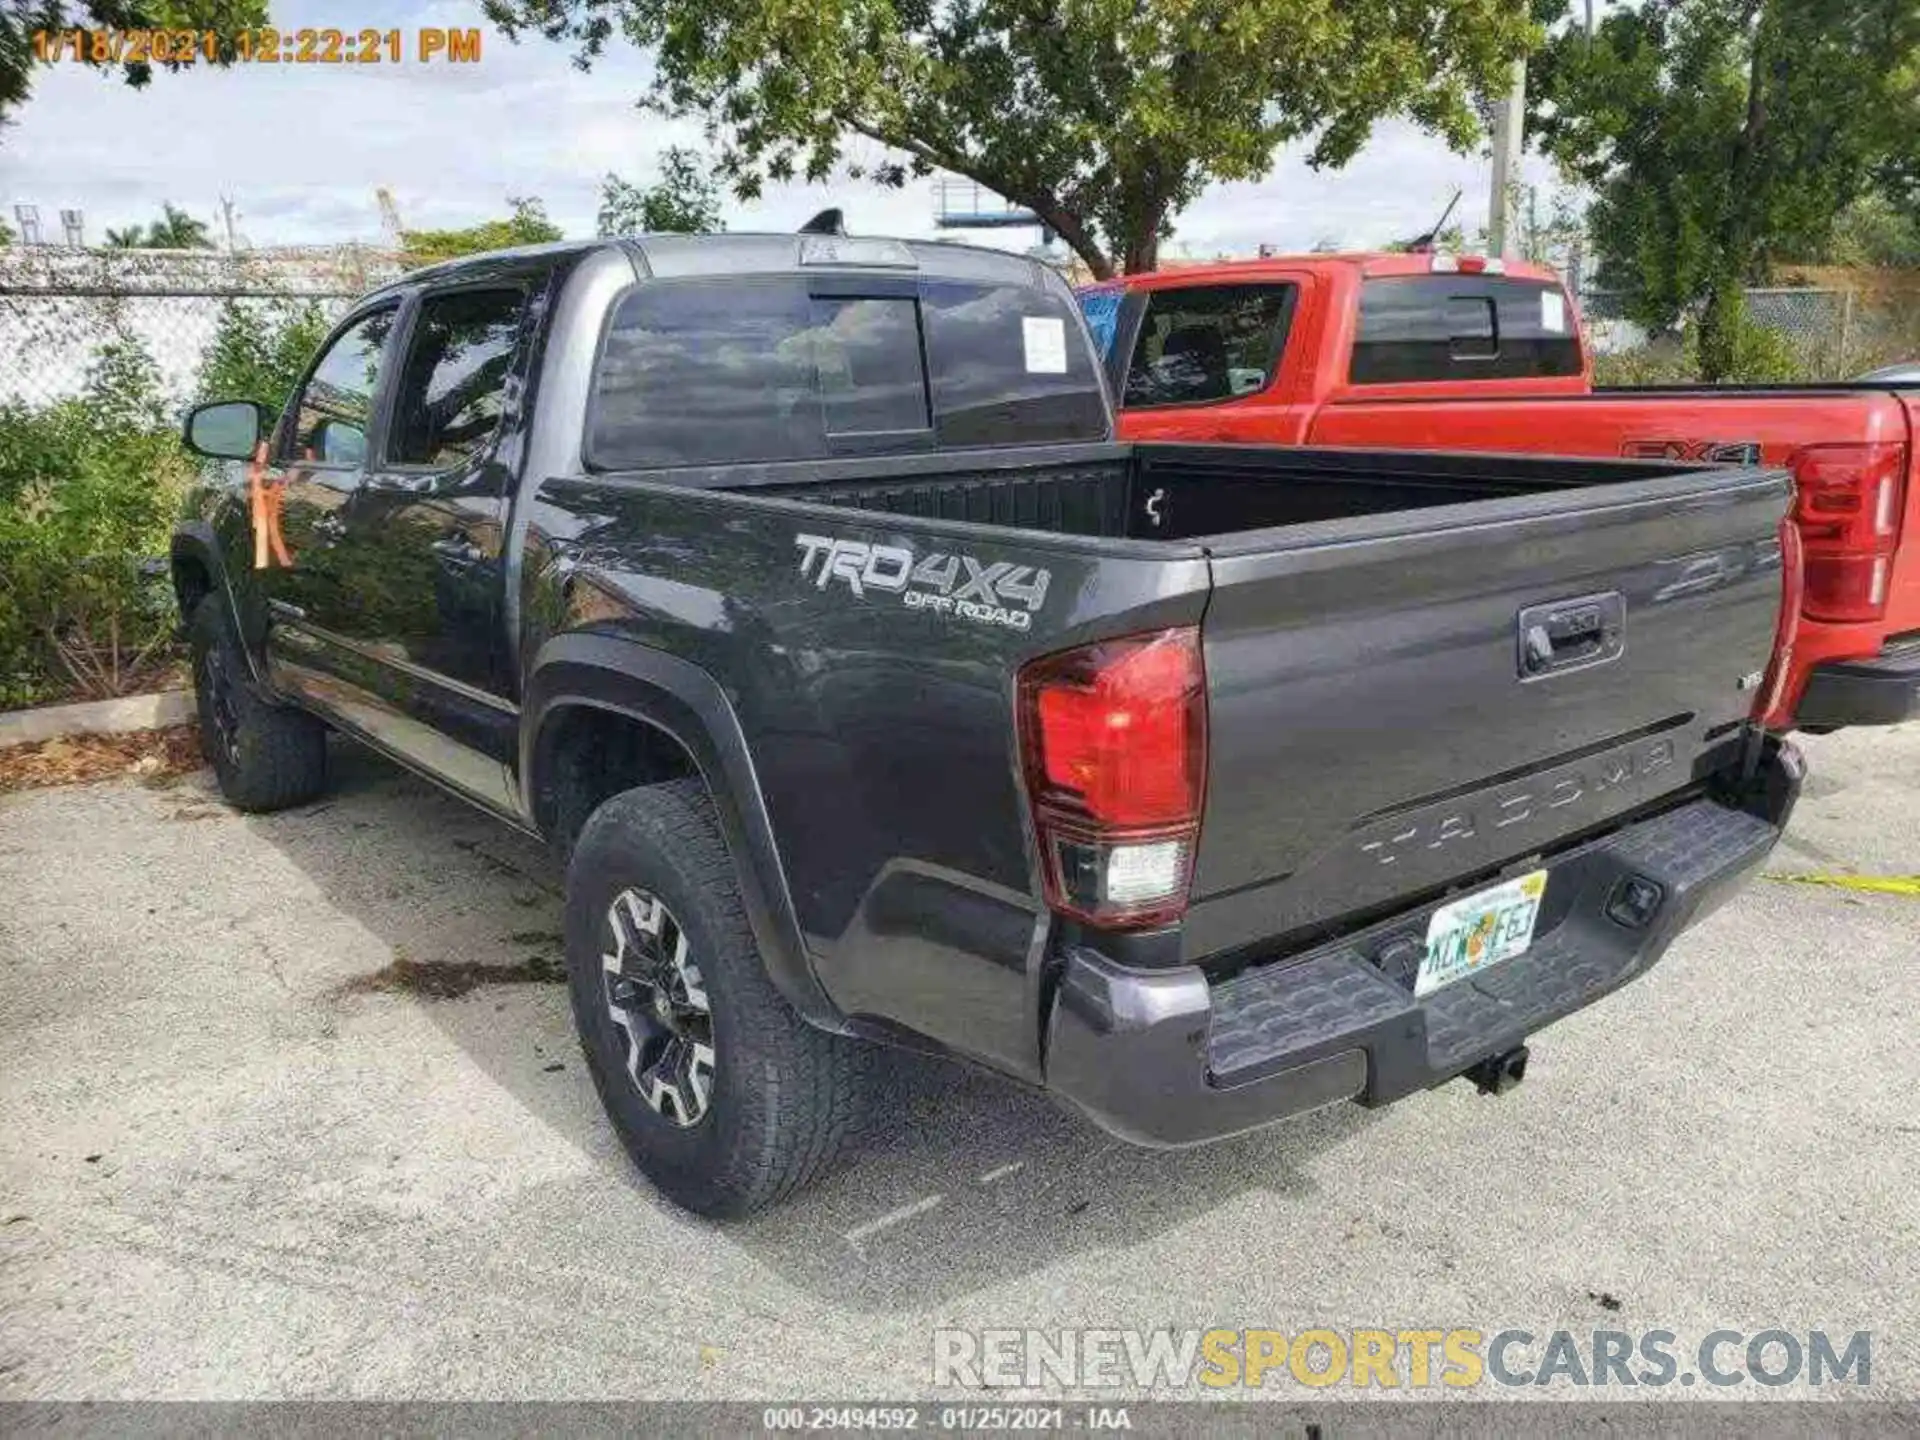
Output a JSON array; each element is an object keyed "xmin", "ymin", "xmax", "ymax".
[
  {"xmin": 1026, "ymin": 196, "xmax": 1116, "ymax": 279},
  {"xmin": 1702, "ymin": 1, "xmax": 1771, "ymax": 383},
  {"xmin": 1696, "ymin": 276, "xmax": 1744, "ymax": 383},
  {"xmin": 1121, "ymin": 229, "xmax": 1160, "ymax": 274}
]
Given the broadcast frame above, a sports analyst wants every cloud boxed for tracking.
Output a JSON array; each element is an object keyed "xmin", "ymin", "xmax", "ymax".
[{"xmin": 3, "ymin": 2, "xmax": 1561, "ymax": 259}]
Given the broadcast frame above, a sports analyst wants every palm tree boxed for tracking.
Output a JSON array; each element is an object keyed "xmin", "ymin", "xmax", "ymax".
[
  {"xmin": 104, "ymin": 204, "xmax": 214, "ymax": 250},
  {"xmin": 144, "ymin": 204, "xmax": 213, "ymax": 249}
]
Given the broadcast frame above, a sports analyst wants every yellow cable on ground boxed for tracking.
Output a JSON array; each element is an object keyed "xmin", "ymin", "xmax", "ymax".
[{"xmin": 1763, "ymin": 872, "xmax": 1920, "ymax": 898}]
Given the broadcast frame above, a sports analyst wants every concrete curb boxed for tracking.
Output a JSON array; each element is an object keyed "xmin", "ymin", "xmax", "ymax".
[{"xmin": 0, "ymin": 690, "xmax": 195, "ymax": 748}]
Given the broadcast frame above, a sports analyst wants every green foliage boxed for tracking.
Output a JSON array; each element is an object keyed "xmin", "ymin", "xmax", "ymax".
[
  {"xmin": 597, "ymin": 146, "xmax": 727, "ymax": 236},
  {"xmin": 1531, "ymin": 0, "xmax": 1920, "ymax": 380},
  {"xmin": 482, "ymin": 0, "xmax": 1536, "ymax": 277},
  {"xmin": 400, "ymin": 196, "xmax": 563, "ymax": 268},
  {"xmin": 0, "ymin": 323, "xmax": 191, "ymax": 706},
  {"xmin": 1, "ymin": 0, "xmax": 269, "ymax": 127},
  {"xmin": 103, "ymin": 202, "xmax": 214, "ymax": 249},
  {"xmin": 1592, "ymin": 313, "xmax": 1808, "ymax": 386},
  {"xmin": 197, "ymin": 298, "xmax": 330, "ymax": 414},
  {"xmin": 1821, "ymin": 192, "xmax": 1920, "ymax": 269},
  {"xmin": 1591, "ymin": 339, "xmax": 1697, "ymax": 387}
]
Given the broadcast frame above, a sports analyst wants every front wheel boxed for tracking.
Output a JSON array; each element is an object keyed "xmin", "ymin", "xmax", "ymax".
[
  {"xmin": 188, "ymin": 596, "xmax": 328, "ymax": 812},
  {"xmin": 565, "ymin": 780, "xmax": 871, "ymax": 1217}
]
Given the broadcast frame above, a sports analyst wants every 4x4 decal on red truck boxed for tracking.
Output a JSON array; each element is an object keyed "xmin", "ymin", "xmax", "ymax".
[
  {"xmin": 1621, "ymin": 438, "xmax": 1763, "ymax": 465},
  {"xmin": 794, "ymin": 532, "xmax": 1052, "ymax": 631}
]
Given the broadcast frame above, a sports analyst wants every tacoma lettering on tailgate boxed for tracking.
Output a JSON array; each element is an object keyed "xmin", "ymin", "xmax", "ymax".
[{"xmin": 1355, "ymin": 735, "xmax": 1678, "ymax": 867}]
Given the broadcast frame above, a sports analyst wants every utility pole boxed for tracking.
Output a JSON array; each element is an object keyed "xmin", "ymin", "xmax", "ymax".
[{"xmin": 1487, "ymin": 56, "xmax": 1527, "ymax": 257}]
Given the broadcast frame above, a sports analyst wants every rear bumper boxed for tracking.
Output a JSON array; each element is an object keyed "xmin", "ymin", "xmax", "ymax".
[
  {"xmin": 1042, "ymin": 741, "xmax": 1803, "ymax": 1148},
  {"xmin": 1794, "ymin": 637, "xmax": 1920, "ymax": 729}
]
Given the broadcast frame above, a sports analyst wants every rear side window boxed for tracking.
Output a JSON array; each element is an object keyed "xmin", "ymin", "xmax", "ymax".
[
  {"xmin": 587, "ymin": 277, "xmax": 1105, "ymax": 469},
  {"xmin": 1119, "ymin": 284, "xmax": 1296, "ymax": 409},
  {"xmin": 386, "ymin": 287, "xmax": 525, "ymax": 468},
  {"xmin": 1351, "ymin": 276, "xmax": 1582, "ymax": 384}
]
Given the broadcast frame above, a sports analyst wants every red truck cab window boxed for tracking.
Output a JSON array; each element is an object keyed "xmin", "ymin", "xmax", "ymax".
[
  {"xmin": 1350, "ymin": 276, "xmax": 1584, "ymax": 384},
  {"xmin": 1115, "ymin": 284, "xmax": 1298, "ymax": 410}
]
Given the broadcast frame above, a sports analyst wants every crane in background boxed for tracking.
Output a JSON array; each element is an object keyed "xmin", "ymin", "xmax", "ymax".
[{"xmin": 376, "ymin": 189, "xmax": 404, "ymax": 247}]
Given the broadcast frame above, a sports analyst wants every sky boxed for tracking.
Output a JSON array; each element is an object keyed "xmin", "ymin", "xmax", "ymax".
[{"xmin": 1, "ymin": 0, "xmax": 1564, "ymax": 259}]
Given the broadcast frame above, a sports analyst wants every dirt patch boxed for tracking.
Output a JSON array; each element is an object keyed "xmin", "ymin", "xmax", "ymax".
[
  {"xmin": 0, "ymin": 725, "xmax": 205, "ymax": 794},
  {"xmin": 332, "ymin": 952, "xmax": 566, "ymax": 1001}
]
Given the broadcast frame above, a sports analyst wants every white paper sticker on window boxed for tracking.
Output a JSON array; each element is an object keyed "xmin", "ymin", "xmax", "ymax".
[
  {"xmin": 1022, "ymin": 315, "xmax": 1068, "ymax": 374},
  {"xmin": 1541, "ymin": 290, "xmax": 1567, "ymax": 334}
]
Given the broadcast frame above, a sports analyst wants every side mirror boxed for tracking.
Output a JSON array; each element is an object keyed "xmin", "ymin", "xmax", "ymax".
[
  {"xmin": 311, "ymin": 417, "xmax": 367, "ymax": 465},
  {"xmin": 183, "ymin": 400, "xmax": 269, "ymax": 461}
]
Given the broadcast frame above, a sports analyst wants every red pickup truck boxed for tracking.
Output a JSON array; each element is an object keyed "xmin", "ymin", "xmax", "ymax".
[{"xmin": 1078, "ymin": 253, "xmax": 1920, "ymax": 731}]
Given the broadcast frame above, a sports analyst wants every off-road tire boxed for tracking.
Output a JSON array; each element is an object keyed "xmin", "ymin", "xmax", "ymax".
[
  {"xmin": 188, "ymin": 595, "xmax": 328, "ymax": 812},
  {"xmin": 565, "ymin": 779, "xmax": 871, "ymax": 1217}
]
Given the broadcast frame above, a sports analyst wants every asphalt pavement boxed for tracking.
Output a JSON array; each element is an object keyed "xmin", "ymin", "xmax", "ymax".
[{"xmin": 0, "ymin": 725, "xmax": 1914, "ymax": 1401}]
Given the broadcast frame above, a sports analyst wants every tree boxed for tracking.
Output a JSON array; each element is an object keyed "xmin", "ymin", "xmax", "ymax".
[
  {"xmin": 399, "ymin": 196, "xmax": 562, "ymax": 268},
  {"xmin": 104, "ymin": 202, "xmax": 213, "ymax": 249},
  {"xmin": 1530, "ymin": 0, "xmax": 1920, "ymax": 380},
  {"xmin": 597, "ymin": 145, "xmax": 726, "ymax": 235},
  {"xmin": 197, "ymin": 298, "xmax": 331, "ymax": 412},
  {"xmin": 482, "ymin": 0, "xmax": 1535, "ymax": 278},
  {"xmin": 1, "ymin": 0, "xmax": 269, "ymax": 129},
  {"xmin": 1820, "ymin": 191, "xmax": 1920, "ymax": 269}
]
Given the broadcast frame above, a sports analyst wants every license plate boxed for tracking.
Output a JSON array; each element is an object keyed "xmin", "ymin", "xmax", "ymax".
[{"xmin": 1415, "ymin": 869, "xmax": 1548, "ymax": 998}]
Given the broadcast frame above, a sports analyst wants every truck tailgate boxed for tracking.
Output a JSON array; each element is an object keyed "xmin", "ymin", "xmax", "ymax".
[{"xmin": 1185, "ymin": 464, "xmax": 1792, "ymax": 961}]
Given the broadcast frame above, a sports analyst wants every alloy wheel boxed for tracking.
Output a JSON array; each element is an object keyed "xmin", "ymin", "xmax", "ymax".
[{"xmin": 601, "ymin": 887, "xmax": 715, "ymax": 1128}]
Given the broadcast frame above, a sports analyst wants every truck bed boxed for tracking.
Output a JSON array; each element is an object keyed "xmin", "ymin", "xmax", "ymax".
[{"xmin": 749, "ymin": 441, "xmax": 1710, "ymax": 542}]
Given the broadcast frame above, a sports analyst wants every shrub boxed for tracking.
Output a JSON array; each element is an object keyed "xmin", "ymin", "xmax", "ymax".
[
  {"xmin": 1591, "ymin": 314, "xmax": 1810, "ymax": 387},
  {"xmin": 0, "ymin": 328, "xmax": 194, "ymax": 707},
  {"xmin": 1592, "ymin": 337, "xmax": 1695, "ymax": 387},
  {"xmin": 197, "ymin": 297, "xmax": 332, "ymax": 413}
]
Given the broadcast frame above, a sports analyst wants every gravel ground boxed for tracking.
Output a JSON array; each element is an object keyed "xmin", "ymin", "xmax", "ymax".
[{"xmin": 0, "ymin": 725, "xmax": 1914, "ymax": 1402}]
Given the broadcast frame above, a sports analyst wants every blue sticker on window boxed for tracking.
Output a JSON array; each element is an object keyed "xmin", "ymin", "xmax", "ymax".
[{"xmin": 1078, "ymin": 291, "xmax": 1121, "ymax": 360}]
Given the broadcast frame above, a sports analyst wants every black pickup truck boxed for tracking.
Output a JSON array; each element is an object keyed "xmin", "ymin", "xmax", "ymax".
[{"xmin": 174, "ymin": 233, "xmax": 1803, "ymax": 1216}]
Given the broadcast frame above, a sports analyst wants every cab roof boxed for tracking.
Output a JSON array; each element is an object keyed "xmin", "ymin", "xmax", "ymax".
[
  {"xmin": 378, "ymin": 233, "xmax": 1063, "ymax": 297},
  {"xmin": 1079, "ymin": 252, "xmax": 1569, "ymax": 290}
]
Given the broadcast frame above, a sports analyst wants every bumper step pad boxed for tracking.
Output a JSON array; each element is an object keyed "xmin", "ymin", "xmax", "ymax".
[{"xmin": 1206, "ymin": 799, "xmax": 1780, "ymax": 1094}]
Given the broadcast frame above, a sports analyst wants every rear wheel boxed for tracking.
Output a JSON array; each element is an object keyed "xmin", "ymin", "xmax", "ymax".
[
  {"xmin": 565, "ymin": 780, "xmax": 871, "ymax": 1217},
  {"xmin": 188, "ymin": 596, "xmax": 328, "ymax": 812}
]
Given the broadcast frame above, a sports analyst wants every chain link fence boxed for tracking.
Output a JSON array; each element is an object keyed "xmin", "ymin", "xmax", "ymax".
[
  {"xmin": 0, "ymin": 245, "xmax": 402, "ymax": 412},
  {"xmin": 1576, "ymin": 284, "xmax": 1918, "ymax": 379}
]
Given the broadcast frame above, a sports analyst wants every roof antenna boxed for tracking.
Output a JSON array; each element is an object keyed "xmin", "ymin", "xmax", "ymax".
[
  {"xmin": 1402, "ymin": 188, "xmax": 1463, "ymax": 254},
  {"xmin": 799, "ymin": 207, "xmax": 846, "ymax": 236}
]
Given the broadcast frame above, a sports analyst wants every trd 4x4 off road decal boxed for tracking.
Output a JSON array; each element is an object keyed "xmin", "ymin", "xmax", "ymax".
[{"xmin": 794, "ymin": 533, "xmax": 1051, "ymax": 631}]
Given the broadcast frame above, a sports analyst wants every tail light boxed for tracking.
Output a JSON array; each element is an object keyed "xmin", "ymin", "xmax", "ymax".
[
  {"xmin": 1788, "ymin": 442, "xmax": 1906, "ymax": 623},
  {"xmin": 1756, "ymin": 514, "xmax": 1804, "ymax": 729},
  {"xmin": 1016, "ymin": 627, "xmax": 1206, "ymax": 929}
]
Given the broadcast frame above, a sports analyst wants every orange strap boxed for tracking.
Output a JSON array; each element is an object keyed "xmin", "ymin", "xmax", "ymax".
[{"xmin": 247, "ymin": 442, "xmax": 292, "ymax": 570}]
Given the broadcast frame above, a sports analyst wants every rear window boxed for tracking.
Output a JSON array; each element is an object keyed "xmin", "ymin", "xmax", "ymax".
[
  {"xmin": 1350, "ymin": 276, "xmax": 1582, "ymax": 384},
  {"xmin": 1117, "ymin": 284, "xmax": 1296, "ymax": 408},
  {"xmin": 919, "ymin": 280, "xmax": 1106, "ymax": 447},
  {"xmin": 587, "ymin": 276, "xmax": 1104, "ymax": 469}
]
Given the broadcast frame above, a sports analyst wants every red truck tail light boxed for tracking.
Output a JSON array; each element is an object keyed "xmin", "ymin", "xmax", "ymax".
[
  {"xmin": 1016, "ymin": 627, "xmax": 1207, "ymax": 928},
  {"xmin": 1789, "ymin": 442, "xmax": 1906, "ymax": 623}
]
